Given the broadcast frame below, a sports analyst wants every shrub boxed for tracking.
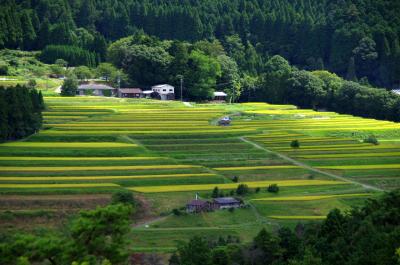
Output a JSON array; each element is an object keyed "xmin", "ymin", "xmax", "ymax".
[
  {"xmin": 27, "ymin": 79, "xmax": 37, "ymax": 89},
  {"xmin": 267, "ymin": 184, "xmax": 279, "ymax": 193},
  {"xmin": 290, "ymin": 140, "xmax": 300, "ymax": 148},
  {"xmin": 236, "ymin": 184, "xmax": 249, "ymax": 195},
  {"xmin": 61, "ymin": 77, "xmax": 78, "ymax": 96},
  {"xmin": 228, "ymin": 207, "xmax": 235, "ymax": 213},
  {"xmin": 212, "ymin": 187, "xmax": 220, "ymax": 198},
  {"xmin": 255, "ymin": 187, "xmax": 261, "ymax": 193},
  {"xmin": 172, "ymin": 208, "xmax": 181, "ymax": 216},
  {"xmin": 111, "ymin": 190, "xmax": 136, "ymax": 206},
  {"xmin": 0, "ymin": 63, "xmax": 8, "ymax": 75},
  {"xmin": 232, "ymin": 176, "xmax": 239, "ymax": 183},
  {"xmin": 50, "ymin": 64, "xmax": 65, "ymax": 76},
  {"xmin": 55, "ymin": 59, "xmax": 68, "ymax": 67},
  {"xmin": 103, "ymin": 90, "xmax": 112, "ymax": 97},
  {"xmin": 363, "ymin": 135, "xmax": 379, "ymax": 145},
  {"xmin": 84, "ymin": 89, "xmax": 94, "ymax": 96}
]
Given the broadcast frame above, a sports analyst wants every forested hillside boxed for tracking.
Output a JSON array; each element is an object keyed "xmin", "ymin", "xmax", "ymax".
[{"xmin": 1, "ymin": 0, "xmax": 399, "ymax": 88}]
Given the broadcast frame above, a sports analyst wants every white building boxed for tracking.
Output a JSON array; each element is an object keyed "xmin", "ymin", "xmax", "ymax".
[
  {"xmin": 213, "ymin": 91, "xmax": 228, "ymax": 102},
  {"xmin": 391, "ymin": 89, "xmax": 400, "ymax": 96},
  {"xmin": 151, "ymin": 84, "xmax": 175, "ymax": 100}
]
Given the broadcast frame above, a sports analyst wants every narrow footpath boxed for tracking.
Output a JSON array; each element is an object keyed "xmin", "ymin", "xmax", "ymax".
[{"xmin": 240, "ymin": 137, "xmax": 384, "ymax": 192}]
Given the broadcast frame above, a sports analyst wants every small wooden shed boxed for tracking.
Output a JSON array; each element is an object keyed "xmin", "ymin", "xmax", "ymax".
[
  {"xmin": 213, "ymin": 91, "xmax": 228, "ymax": 102},
  {"xmin": 118, "ymin": 88, "xmax": 143, "ymax": 98},
  {"xmin": 186, "ymin": 199, "xmax": 209, "ymax": 213},
  {"xmin": 213, "ymin": 197, "xmax": 241, "ymax": 209},
  {"xmin": 218, "ymin": 116, "xmax": 231, "ymax": 126}
]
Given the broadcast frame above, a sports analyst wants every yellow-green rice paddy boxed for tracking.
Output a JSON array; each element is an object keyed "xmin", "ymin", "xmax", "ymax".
[{"xmin": 1, "ymin": 96, "xmax": 398, "ymax": 249}]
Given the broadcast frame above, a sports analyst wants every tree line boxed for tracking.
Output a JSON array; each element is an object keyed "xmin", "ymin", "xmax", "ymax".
[
  {"xmin": 0, "ymin": 0, "xmax": 399, "ymax": 89},
  {"xmin": 169, "ymin": 190, "xmax": 400, "ymax": 265},
  {"xmin": 251, "ymin": 55, "xmax": 400, "ymax": 122},
  {"xmin": 0, "ymin": 85, "xmax": 44, "ymax": 142},
  {"xmin": 40, "ymin": 45, "xmax": 98, "ymax": 67}
]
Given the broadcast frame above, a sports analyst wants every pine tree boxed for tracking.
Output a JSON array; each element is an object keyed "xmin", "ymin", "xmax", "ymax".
[
  {"xmin": 20, "ymin": 11, "xmax": 36, "ymax": 50},
  {"xmin": 0, "ymin": 87, "xmax": 8, "ymax": 142},
  {"xmin": 212, "ymin": 187, "xmax": 220, "ymax": 198},
  {"xmin": 37, "ymin": 18, "xmax": 51, "ymax": 49},
  {"xmin": 346, "ymin": 57, "xmax": 357, "ymax": 81},
  {"xmin": 77, "ymin": 0, "xmax": 96, "ymax": 28},
  {"xmin": 5, "ymin": 87, "xmax": 24, "ymax": 139}
]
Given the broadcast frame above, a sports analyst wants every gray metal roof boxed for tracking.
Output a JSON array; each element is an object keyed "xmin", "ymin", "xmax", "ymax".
[
  {"xmin": 119, "ymin": 88, "xmax": 142, "ymax": 93},
  {"xmin": 214, "ymin": 197, "xmax": 240, "ymax": 204},
  {"xmin": 78, "ymin": 84, "xmax": 115, "ymax": 90}
]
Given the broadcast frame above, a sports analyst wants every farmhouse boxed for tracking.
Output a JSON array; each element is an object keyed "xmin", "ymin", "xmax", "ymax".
[
  {"xmin": 152, "ymin": 84, "xmax": 175, "ymax": 100},
  {"xmin": 186, "ymin": 196, "xmax": 242, "ymax": 213},
  {"xmin": 213, "ymin": 197, "xmax": 241, "ymax": 209},
  {"xmin": 77, "ymin": 84, "xmax": 117, "ymax": 96},
  {"xmin": 213, "ymin": 91, "xmax": 228, "ymax": 102},
  {"xmin": 186, "ymin": 199, "xmax": 210, "ymax": 213},
  {"xmin": 118, "ymin": 88, "xmax": 143, "ymax": 98}
]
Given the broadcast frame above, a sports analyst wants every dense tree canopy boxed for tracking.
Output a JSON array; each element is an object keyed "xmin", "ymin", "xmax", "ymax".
[
  {"xmin": 0, "ymin": 203, "xmax": 134, "ymax": 265},
  {"xmin": 0, "ymin": 85, "xmax": 44, "ymax": 142},
  {"xmin": 1, "ymin": 0, "xmax": 399, "ymax": 88},
  {"xmin": 253, "ymin": 55, "xmax": 400, "ymax": 122}
]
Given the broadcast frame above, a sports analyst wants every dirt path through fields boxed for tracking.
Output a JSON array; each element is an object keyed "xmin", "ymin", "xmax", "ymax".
[{"xmin": 239, "ymin": 137, "xmax": 384, "ymax": 192}]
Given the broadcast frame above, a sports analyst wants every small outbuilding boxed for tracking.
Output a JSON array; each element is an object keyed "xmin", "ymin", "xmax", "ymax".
[
  {"xmin": 77, "ymin": 84, "xmax": 117, "ymax": 96},
  {"xmin": 213, "ymin": 91, "xmax": 228, "ymax": 102},
  {"xmin": 213, "ymin": 197, "xmax": 241, "ymax": 209},
  {"xmin": 118, "ymin": 88, "xmax": 143, "ymax": 98},
  {"xmin": 218, "ymin": 116, "xmax": 231, "ymax": 126},
  {"xmin": 142, "ymin": 90, "xmax": 155, "ymax": 99},
  {"xmin": 186, "ymin": 199, "xmax": 210, "ymax": 213}
]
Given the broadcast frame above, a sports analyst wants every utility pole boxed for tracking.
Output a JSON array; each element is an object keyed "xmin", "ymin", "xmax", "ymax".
[
  {"xmin": 177, "ymin": 75, "xmax": 183, "ymax": 101},
  {"xmin": 117, "ymin": 71, "xmax": 121, "ymax": 89}
]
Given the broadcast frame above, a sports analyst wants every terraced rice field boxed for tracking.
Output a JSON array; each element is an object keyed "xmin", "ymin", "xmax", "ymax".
[
  {"xmin": 1, "ymin": 97, "xmax": 398, "ymax": 250},
  {"xmin": 251, "ymin": 193, "xmax": 372, "ymax": 201},
  {"xmin": 128, "ymin": 180, "xmax": 346, "ymax": 193}
]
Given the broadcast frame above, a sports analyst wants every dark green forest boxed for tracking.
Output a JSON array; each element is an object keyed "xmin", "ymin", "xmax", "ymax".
[
  {"xmin": 0, "ymin": 85, "xmax": 44, "ymax": 142},
  {"xmin": 1, "ymin": 0, "xmax": 400, "ymax": 89}
]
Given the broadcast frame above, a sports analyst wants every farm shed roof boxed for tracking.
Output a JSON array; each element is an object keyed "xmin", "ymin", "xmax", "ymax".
[
  {"xmin": 143, "ymin": 90, "xmax": 154, "ymax": 94},
  {"xmin": 78, "ymin": 84, "xmax": 115, "ymax": 90},
  {"xmin": 214, "ymin": 91, "xmax": 227, "ymax": 97},
  {"xmin": 214, "ymin": 197, "xmax": 240, "ymax": 204},
  {"xmin": 119, "ymin": 88, "xmax": 142, "ymax": 94}
]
